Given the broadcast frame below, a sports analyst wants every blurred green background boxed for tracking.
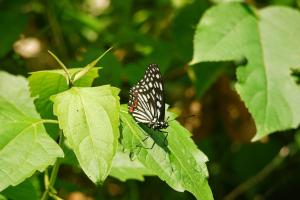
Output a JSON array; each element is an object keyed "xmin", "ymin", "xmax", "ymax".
[{"xmin": 1, "ymin": 0, "xmax": 300, "ymax": 199}]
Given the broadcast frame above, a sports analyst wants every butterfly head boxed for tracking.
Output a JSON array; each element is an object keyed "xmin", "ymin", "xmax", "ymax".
[{"xmin": 149, "ymin": 120, "xmax": 169, "ymax": 130}]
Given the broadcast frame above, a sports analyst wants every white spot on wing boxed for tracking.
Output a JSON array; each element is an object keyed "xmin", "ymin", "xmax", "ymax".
[
  {"xmin": 157, "ymin": 109, "xmax": 160, "ymax": 119},
  {"xmin": 157, "ymin": 101, "xmax": 161, "ymax": 107}
]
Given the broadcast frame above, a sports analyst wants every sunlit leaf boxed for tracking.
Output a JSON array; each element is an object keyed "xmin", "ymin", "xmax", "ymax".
[
  {"xmin": 60, "ymin": 141, "xmax": 153, "ymax": 181},
  {"xmin": 192, "ymin": 3, "xmax": 300, "ymax": 140},
  {"xmin": 52, "ymin": 86, "xmax": 120, "ymax": 184},
  {"xmin": 28, "ymin": 68, "xmax": 99, "ymax": 137},
  {"xmin": 120, "ymin": 105, "xmax": 213, "ymax": 200},
  {"xmin": 0, "ymin": 71, "xmax": 63, "ymax": 191},
  {"xmin": 110, "ymin": 149, "xmax": 154, "ymax": 181}
]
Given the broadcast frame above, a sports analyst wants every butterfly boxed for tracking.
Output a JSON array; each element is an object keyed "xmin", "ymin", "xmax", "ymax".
[{"xmin": 128, "ymin": 64, "xmax": 169, "ymax": 130}]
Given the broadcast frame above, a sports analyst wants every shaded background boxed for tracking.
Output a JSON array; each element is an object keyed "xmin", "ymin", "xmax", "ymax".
[{"xmin": 1, "ymin": 0, "xmax": 300, "ymax": 199}]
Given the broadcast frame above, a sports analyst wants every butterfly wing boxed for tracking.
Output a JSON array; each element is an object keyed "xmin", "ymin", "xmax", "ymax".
[
  {"xmin": 128, "ymin": 64, "xmax": 166, "ymax": 125},
  {"xmin": 129, "ymin": 85, "xmax": 153, "ymax": 124},
  {"xmin": 142, "ymin": 64, "xmax": 165, "ymax": 122}
]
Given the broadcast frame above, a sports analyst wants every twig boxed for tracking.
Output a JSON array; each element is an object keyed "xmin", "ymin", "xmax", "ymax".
[
  {"xmin": 41, "ymin": 131, "xmax": 63, "ymax": 200},
  {"xmin": 223, "ymin": 146, "xmax": 289, "ymax": 200}
]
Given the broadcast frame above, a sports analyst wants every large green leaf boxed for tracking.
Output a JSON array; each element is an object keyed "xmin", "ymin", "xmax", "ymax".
[
  {"xmin": 110, "ymin": 149, "xmax": 154, "ymax": 182},
  {"xmin": 192, "ymin": 3, "xmax": 300, "ymax": 140},
  {"xmin": 52, "ymin": 86, "xmax": 120, "ymax": 184},
  {"xmin": 28, "ymin": 68, "xmax": 99, "ymax": 137},
  {"xmin": 0, "ymin": 71, "xmax": 63, "ymax": 191},
  {"xmin": 59, "ymin": 142, "xmax": 152, "ymax": 182},
  {"xmin": 29, "ymin": 68, "xmax": 99, "ymax": 118},
  {"xmin": 1, "ymin": 177, "xmax": 40, "ymax": 200},
  {"xmin": 119, "ymin": 105, "xmax": 213, "ymax": 200}
]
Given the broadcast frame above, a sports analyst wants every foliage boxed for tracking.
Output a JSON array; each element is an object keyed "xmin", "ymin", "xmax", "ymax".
[
  {"xmin": 1, "ymin": 0, "xmax": 300, "ymax": 200},
  {"xmin": 120, "ymin": 105, "xmax": 212, "ymax": 200},
  {"xmin": 0, "ymin": 71, "xmax": 63, "ymax": 191},
  {"xmin": 192, "ymin": 2, "xmax": 300, "ymax": 141}
]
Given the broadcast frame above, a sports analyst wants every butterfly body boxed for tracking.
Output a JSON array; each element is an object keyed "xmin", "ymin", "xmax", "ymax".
[{"xmin": 128, "ymin": 64, "xmax": 169, "ymax": 130}]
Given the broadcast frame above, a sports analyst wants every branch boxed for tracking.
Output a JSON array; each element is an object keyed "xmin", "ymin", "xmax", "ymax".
[{"xmin": 223, "ymin": 145, "xmax": 290, "ymax": 200}]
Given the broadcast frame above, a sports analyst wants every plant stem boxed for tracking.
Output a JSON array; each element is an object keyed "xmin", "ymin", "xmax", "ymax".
[
  {"xmin": 42, "ymin": 119, "xmax": 59, "ymax": 124},
  {"xmin": 41, "ymin": 131, "xmax": 63, "ymax": 200},
  {"xmin": 44, "ymin": 0, "xmax": 68, "ymax": 58},
  {"xmin": 223, "ymin": 146, "xmax": 289, "ymax": 200},
  {"xmin": 48, "ymin": 50, "xmax": 73, "ymax": 86}
]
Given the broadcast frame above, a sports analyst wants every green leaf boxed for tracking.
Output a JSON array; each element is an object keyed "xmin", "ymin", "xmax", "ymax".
[
  {"xmin": 52, "ymin": 86, "xmax": 120, "ymax": 184},
  {"xmin": 1, "ymin": 177, "xmax": 39, "ymax": 200},
  {"xmin": 110, "ymin": 149, "xmax": 154, "ymax": 182},
  {"xmin": 119, "ymin": 105, "xmax": 213, "ymax": 200},
  {"xmin": 72, "ymin": 68, "xmax": 99, "ymax": 87},
  {"xmin": 0, "ymin": 71, "xmax": 63, "ymax": 191},
  {"xmin": 192, "ymin": 3, "xmax": 300, "ymax": 140},
  {"xmin": 28, "ymin": 68, "xmax": 99, "ymax": 137}
]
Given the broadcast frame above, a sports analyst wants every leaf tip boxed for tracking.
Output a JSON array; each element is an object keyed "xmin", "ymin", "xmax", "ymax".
[
  {"xmin": 189, "ymin": 59, "xmax": 198, "ymax": 66},
  {"xmin": 251, "ymin": 134, "xmax": 261, "ymax": 142}
]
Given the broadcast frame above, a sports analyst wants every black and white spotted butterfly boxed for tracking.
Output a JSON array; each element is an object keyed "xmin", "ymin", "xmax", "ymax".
[{"xmin": 128, "ymin": 64, "xmax": 169, "ymax": 130}]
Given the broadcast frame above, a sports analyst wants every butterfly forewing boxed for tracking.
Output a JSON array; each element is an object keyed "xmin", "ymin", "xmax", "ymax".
[{"xmin": 128, "ymin": 64, "xmax": 168, "ymax": 130}]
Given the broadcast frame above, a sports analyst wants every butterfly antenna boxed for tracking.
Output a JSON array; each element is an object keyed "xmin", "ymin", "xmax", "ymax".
[{"xmin": 167, "ymin": 114, "xmax": 201, "ymax": 122}]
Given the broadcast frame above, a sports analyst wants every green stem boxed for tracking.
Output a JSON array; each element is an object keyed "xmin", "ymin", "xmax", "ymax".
[
  {"xmin": 49, "ymin": 192, "xmax": 64, "ymax": 200},
  {"xmin": 41, "ymin": 131, "xmax": 63, "ymax": 200},
  {"xmin": 48, "ymin": 50, "xmax": 73, "ymax": 86},
  {"xmin": 44, "ymin": 0, "xmax": 68, "ymax": 58},
  {"xmin": 42, "ymin": 119, "xmax": 59, "ymax": 124},
  {"xmin": 223, "ymin": 146, "xmax": 289, "ymax": 200}
]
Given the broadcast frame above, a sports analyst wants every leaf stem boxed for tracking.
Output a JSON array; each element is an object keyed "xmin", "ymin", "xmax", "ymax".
[
  {"xmin": 41, "ymin": 130, "xmax": 63, "ymax": 200},
  {"xmin": 48, "ymin": 50, "xmax": 73, "ymax": 86},
  {"xmin": 72, "ymin": 46, "xmax": 114, "ymax": 82},
  {"xmin": 42, "ymin": 119, "xmax": 59, "ymax": 124}
]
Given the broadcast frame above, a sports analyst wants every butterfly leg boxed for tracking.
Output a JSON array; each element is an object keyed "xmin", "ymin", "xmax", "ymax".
[
  {"xmin": 138, "ymin": 141, "xmax": 155, "ymax": 149},
  {"xmin": 163, "ymin": 132, "xmax": 168, "ymax": 146},
  {"xmin": 136, "ymin": 136, "xmax": 156, "ymax": 149},
  {"xmin": 129, "ymin": 147, "xmax": 142, "ymax": 161},
  {"xmin": 142, "ymin": 136, "xmax": 149, "ymax": 142},
  {"xmin": 158, "ymin": 129, "xmax": 169, "ymax": 146}
]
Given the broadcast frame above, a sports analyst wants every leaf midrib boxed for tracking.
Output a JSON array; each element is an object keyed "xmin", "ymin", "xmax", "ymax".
[
  {"xmin": 0, "ymin": 95, "xmax": 34, "ymax": 118},
  {"xmin": 75, "ymin": 89, "xmax": 102, "ymax": 178},
  {"xmin": 0, "ymin": 119, "xmax": 44, "ymax": 154},
  {"xmin": 167, "ymin": 125, "xmax": 205, "ymax": 197}
]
